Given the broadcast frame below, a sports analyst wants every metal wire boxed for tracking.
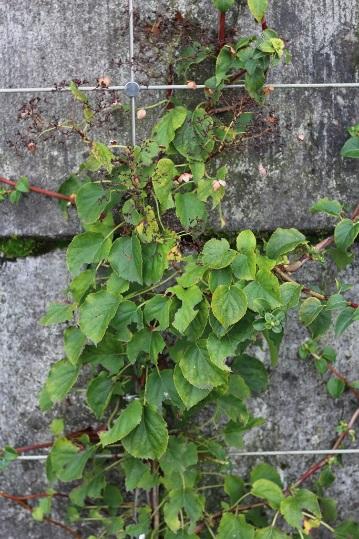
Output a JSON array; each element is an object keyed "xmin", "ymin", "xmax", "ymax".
[
  {"xmin": 1, "ymin": 82, "xmax": 359, "ymax": 94},
  {"xmin": 14, "ymin": 449, "xmax": 359, "ymax": 461},
  {"xmin": 128, "ymin": 0, "xmax": 136, "ymax": 146}
]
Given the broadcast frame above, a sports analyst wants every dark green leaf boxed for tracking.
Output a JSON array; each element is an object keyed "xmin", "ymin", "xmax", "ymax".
[
  {"xmin": 109, "ymin": 235, "xmax": 143, "ymax": 284},
  {"xmin": 266, "ymin": 228, "xmax": 306, "ymax": 260}
]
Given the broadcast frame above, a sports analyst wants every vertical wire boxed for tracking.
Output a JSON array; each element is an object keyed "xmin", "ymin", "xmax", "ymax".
[{"xmin": 128, "ymin": 0, "xmax": 136, "ymax": 146}]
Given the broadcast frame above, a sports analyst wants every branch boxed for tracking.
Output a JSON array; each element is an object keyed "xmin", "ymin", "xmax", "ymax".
[
  {"xmin": 284, "ymin": 202, "xmax": 359, "ymax": 273},
  {"xmin": 218, "ymin": 12, "xmax": 226, "ymax": 48},
  {"xmin": 274, "ymin": 267, "xmax": 359, "ymax": 308},
  {"xmin": 326, "ymin": 364, "xmax": 359, "ymax": 401},
  {"xmin": 0, "ymin": 176, "xmax": 76, "ymax": 204},
  {"xmin": 293, "ymin": 407, "xmax": 359, "ymax": 488},
  {"xmin": 0, "ymin": 491, "xmax": 81, "ymax": 538}
]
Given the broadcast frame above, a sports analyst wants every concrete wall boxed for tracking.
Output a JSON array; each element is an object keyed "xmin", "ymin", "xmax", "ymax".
[{"xmin": 0, "ymin": 0, "xmax": 358, "ymax": 537}]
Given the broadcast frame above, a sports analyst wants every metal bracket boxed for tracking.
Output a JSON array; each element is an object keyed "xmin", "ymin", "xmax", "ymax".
[{"xmin": 125, "ymin": 81, "xmax": 140, "ymax": 97}]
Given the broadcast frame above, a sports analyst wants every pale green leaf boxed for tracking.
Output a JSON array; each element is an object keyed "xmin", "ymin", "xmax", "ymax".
[
  {"xmin": 212, "ymin": 285, "xmax": 248, "ymax": 328},
  {"xmin": 79, "ymin": 290, "xmax": 120, "ymax": 344},
  {"xmin": 100, "ymin": 400, "xmax": 143, "ymax": 447}
]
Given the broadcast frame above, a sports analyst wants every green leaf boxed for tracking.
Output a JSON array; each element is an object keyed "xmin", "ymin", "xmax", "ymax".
[
  {"xmin": 244, "ymin": 270, "xmax": 282, "ymax": 312},
  {"xmin": 264, "ymin": 329, "xmax": 283, "ymax": 366},
  {"xmin": 326, "ymin": 377, "xmax": 345, "ymax": 399},
  {"xmin": 341, "ymin": 136, "xmax": 359, "ymax": 158},
  {"xmin": 335, "ymin": 307, "xmax": 358, "ymax": 336},
  {"xmin": 231, "ymin": 253, "xmax": 256, "ymax": 281},
  {"xmin": 164, "ymin": 488, "xmax": 204, "ymax": 533},
  {"xmin": 255, "ymin": 528, "xmax": 290, "ymax": 539},
  {"xmin": 175, "ymin": 192, "xmax": 207, "ymax": 229},
  {"xmin": 202, "ymin": 238, "xmax": 237, "ymax": 269},
  {"xmin": 209, "ymin": 267, "xmax": 233, "ymax": 292},
  {"xmin": 76, "ymin": 183, "xmax": 111, "ymax": 224},
  {"xmin": 213, "ymin": 0, "xmax": 235, "ymax": 12},
  {"xmin": 16, "ymin": 176, "xmax": 30, "ymax": 193},
  {"xmin": 146, "ymin": 370, "xmax": 183, "ymax": 411},
  {"xmin": 103, "ymin": 484, "xmax": 123, "ymax": 508},
  {"xmin": 64, "ymin": 327, "xmax": 86, "ymax": 365},
  {"xmin": 236, "ymin": 230, "xmax": 257, "ymax": 252},
  {"xmin": 85, "ymin": 142, "xmax": 114, "ymax": 173},
  {"xmin": 247, "ymin": 0, "xmax": 268, "ymax": 21},
  {"xmin": 334, "ymin": 219, "xmax": 359, "ymax": 250},
  {"xmin": 87, "ymin": 372, "xmax": 114, "ymax": 418},
  {"xmin": 228, "ymin": 374, "xmax": 251, "ymax": 400},
  {"xmin": 310, "ymin": 198, "xmax": 343, "ymax": 217},
  {"xmin": 212, "ymin": 285, "xmax": 248, "ymax": 328},
  {"xmin": 152, "ymin": 158, "xmax": 176, "ymax": 210},
  {"xmin": 49, "ymin": 438, "xmax": 95, "ymax": 482},
  {"xmin": 152, "ymin": 106, "xmax": 188, "ymax": 148},
  {"xmin": 160, "ymin": 437, "xmax": 198, "ymax": 476},
  {"xmin": 144, "ymin": 295, "xmax": 171, "ymax": 331},
  {"xmin": 280, "ymin": 489, "xmax": 321, "ymax": 529},
  {"xmin": 179, "ymin": 342, "xmax": 228, "ymax": 389},
  {"xmin": 280, "ymin": 282, "xmax": 302, "ymax": 309},
  {"xmin": 217, "ymin": 513, "xmax": 255, "ymax": 539},
  {"xmin": 207, "ymin": 332, "xmax": 239, "ymax": 372},
  {"xmin": 0, "ymin": 447, "xmax": 18, "ymax": 471},
  {"xmin": 251, "ymin": 479, "xmax": 284, "ymax": 509},
  {"xmin": 335, "ymin": 520, "xmax": 359, "ymax": 539},
  {"xmin": 40, "ymin": 303, "xmax": 75, "ymax": 325},
  {"xmin": 67, "ymin": 232, "xmax": 111, "ymax": 276},
  {"xmin": 173, "ymin": 365, "xmax": 211, "ymax": 409},
  {"xmin": 109, "ymin": 235, "xmax": 143, "ymax": 284},
  {"xmin": 69, "ymin": 81, "xmax": 88, "ymax": 103},
  {"xmin": 232, "ymin": 354, "xmax": 268, "ymax": 394},
  {"xmin": 224, "ymin": 475, "xmax": 246, "ymax": 505},
  {"xmin": 121, "ymin": 456, "xmax": 158, "ymax": 491},
  {"xmin": 127, "ymin": 327, "xmax": 165, "ymax": 363},
  {"xmin": 45, "ymin": 359, "xmax": 79, "ymax": 403},
  {"xmin": 79, "ymin": 290, "xmax": 120, "ymax": 344},
  {"xmin": 170, "ymin": 285, "xmax": 203, "ymax": 333},
  {"xmin": 81, "ymin": 335, "xmax": 124, "ymax": 373},
  {"xmin": 122, "ymin": 405, "xmax": 169, "ymax": 459},
  {"xmin": 266, "ymin": 228, "xmax": 306, "ymax": 260},
  {"xmin": 100, "ymin": 400, "xmax": 143, "ymax": 447},
  {"xmin": 299, "ymin": 297, "xmax": 324, "ymax": 326},
  {"xmin": 250, "ymin": 463, "xmax": 282, "ymax": 488},
  {"xmin": 69, "ymin": 269, "xmax": 96, "ymax": 302}
]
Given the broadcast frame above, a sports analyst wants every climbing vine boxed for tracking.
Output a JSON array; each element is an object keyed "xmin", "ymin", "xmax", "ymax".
[{"xmin": 0, "ymin": 1, "xmax": 358, "ymax": 538}]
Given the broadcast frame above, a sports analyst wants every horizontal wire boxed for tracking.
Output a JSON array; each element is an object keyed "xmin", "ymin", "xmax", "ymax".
[
  {"xmin": 14, "ymin": 448, "xmax": 359, "ymax": 461},
  {"xmin": 1, "ymin": 82, "xmax": 359, "ymax": 94}
]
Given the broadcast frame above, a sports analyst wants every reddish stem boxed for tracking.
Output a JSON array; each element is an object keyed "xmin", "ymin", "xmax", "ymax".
[
  {"xmin": 327, "ymin": 364, "xmax": 359, "ymax": 401},
  {"xmin": 293, "ymin": 407, "xmax": 359, "ymax": 488},
  {"xmin": 261, "ymin": 17, "xmax": 268, "ymax": 30},
  {"xmin": 0, "ymin": 492, "xmax": 81, "ymax": 538},
  {"xmin": 0, "ymin": 176, "xmax": 76, "ymax": 204},
  {"xmin": 218, "ymin": 12, "xmax": 226, "ymax": 48}
]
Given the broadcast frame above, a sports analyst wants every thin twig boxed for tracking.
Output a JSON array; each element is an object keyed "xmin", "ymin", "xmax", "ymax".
[
  {"xmin": 285, "ymin": 202, "xmax": 359, "ymax": 273},
  {"xmin": 293, "ymin": 407, "xmax": 359, "ymax": 488},
  {"xmin": 0, "ymin": 176, "xmax": 76, "ymax": 204},
  {"xmin": 0, "ymin": 492, "xmax": 81, "ymax": 538}
]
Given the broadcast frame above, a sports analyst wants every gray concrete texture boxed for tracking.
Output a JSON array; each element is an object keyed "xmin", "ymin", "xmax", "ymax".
[
  {"xmin": 0, "ymin": 0, "xmax": 359, "ymax": 537},
  {"xmin": 0, "ymin": 0, "xmax": 359, "ymax": 234},
  {"xmin": 0, "ymin": 249, "xmax": 358, "ymax": 537}
]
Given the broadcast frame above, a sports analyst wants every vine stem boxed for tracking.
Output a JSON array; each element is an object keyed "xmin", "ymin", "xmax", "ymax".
[
  {"xmin": 218, "ymin": 12, "xmax": 226, "ymax": 48},
  {"xmin": 284, "ymin": 201, "xmax": 359, "ymax": 273},
  {"xmin": 0, "ymin": 492, "xmax": 81, "ymax": 538},
  {"xmin": 0, "ymin": 176, "xmax": 76, "ymax": 204},
  {"xmin": 274, "ymin": 266, "xmax": 359, "ymax": 309},
  {"xmin": 293, "ymin": 407, "xmax": 359, "ymax": 488}
]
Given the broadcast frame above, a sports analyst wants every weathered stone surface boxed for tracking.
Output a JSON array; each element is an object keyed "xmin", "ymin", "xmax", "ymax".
[
  {"xmin": 0, "ymin": 249, "xmax": 358, "ymax": 536},
  {"xmin": 0, "ymin": 0, "xmax": 359, "ymax": 236}
]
